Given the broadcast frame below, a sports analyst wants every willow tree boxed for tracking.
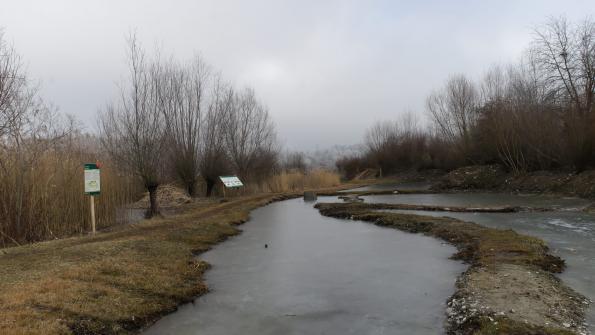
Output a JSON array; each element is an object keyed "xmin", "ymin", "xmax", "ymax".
[
  {"xmin": 199, "ymin": 77, "xmax": 231, "ymax": 197},
  {"xmin": 160, "ymin": 56, "xmax": 211, "ymax": 196},
  {"xmin": 99, "ymin": 36, "xmax": 167, "ymax": 217},
  {"xmin": 426, "ymin": 74, "xmax": 479, "ymax": 158},
  {"xmin": 223, "ymin": 88, "xmax": 277, "ymax": 183}
]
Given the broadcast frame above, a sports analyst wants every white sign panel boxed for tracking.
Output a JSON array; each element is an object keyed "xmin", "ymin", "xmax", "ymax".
[
  {"xmin": 84, "ymin": 167, "xmax": 101, "ymax": 194},
  {"xmin": 219, "ymin": 176, "xmax": 243, "ymax": 188}
]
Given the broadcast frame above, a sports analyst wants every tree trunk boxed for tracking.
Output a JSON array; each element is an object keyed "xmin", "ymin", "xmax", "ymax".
[
  {"xmin": 147, "ymin": 184, "xmax": 160, "ymax": 218},
  {"xmin": 205, "ymin": 178, "xmax": 215, "ymax": 197},
  {"xmin": 186, "ymin": 180, "xmax": 196, "ymax": 197}
]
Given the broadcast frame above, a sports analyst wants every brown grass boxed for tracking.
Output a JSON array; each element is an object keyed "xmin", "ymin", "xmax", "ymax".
[
  {"xmin": 0, "ymin": 146, "xmax": 141, "ymax": 246},
  {"xmin": 187, "ymin": 170, "xmax": 342, "ymax": 197},
  {"xmin": 471, "ymin": 316, "xmax": 576, "ymax": 335},
  {"xmin": 245, "ymin": 169, "xmax": 341, "ymax": 194},
  {"xmin": 0, "ymin": 191, "xmax": 310, "ymax": 335}
]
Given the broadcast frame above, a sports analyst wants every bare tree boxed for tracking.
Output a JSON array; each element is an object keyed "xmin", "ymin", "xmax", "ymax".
[
  {"xmin": 343, "ymin": 16, "xmax": 595, "ymax": 174},
  {"xmin": 364, "ymin": 121, "xmax": 395, "ymax": 154},
  {"xmin": 362, "ymin": 112, "xmax": 429, "ymax": 174},
  {"xmin": 0, "ymin": 31, "xmax": 27, "ymax": 147},
  {"xmin": 199, "ymin": 76, "xmax": 231, "ymax": 197},
  {"xmin": 99, "ymin": 35, "xmax": 167, "ymax": 217},
  {"xmin": 532, "ymin": 16, "xmax": 595, "ymax": 169},
  {"xmin": 224, "ymin": 87, "xmax": 277, "ymax": 182},
  {"xmin": 532, "ymin": 16, "xmax": 595, "ymax": 113},
  {"xmin": 160, "ymin": 56, "xmax": 211, "ymax": 196},
  {"xmin": 426, "ymin": 74, "xmax": 479, "ymax": 156},
  {"xmin": 283, "ymin": 151, "xmax": 307, "ymax": 173}
]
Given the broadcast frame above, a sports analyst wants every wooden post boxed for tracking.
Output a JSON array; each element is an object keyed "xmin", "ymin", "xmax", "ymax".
[{"xmin": 90, "ymin": 195, "xmax": 96, "ymax": 234}]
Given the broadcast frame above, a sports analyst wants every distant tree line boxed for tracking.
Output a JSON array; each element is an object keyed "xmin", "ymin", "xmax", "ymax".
[
  {"xmin": 338, "ymin": 17, "xmax": 595, "ymax": 179},
  {"xmin": 99, "ymin": 35, "xmax": 278, "ymax": 216}
]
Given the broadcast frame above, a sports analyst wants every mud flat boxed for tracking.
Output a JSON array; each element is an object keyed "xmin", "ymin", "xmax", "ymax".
[{"xmin": 315, "ymin": 202, "xmax": 591, "ymax": 335}]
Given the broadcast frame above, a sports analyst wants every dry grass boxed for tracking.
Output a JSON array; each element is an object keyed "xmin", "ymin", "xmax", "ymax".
[
  {"xmin": 471, "ymin": 317, "xmax": 576, "ymax": 335},
  {"xmin": 0, "ymin": 191, "xmax": 309, "ymax": 334},
  {"xmin": 0, "ymin": 146, "xmax": 140, "ymax": 246},
  {"xmin": 177, "ymin": 170, "xmax": 342, "ymax": 197},
  {"xmin": 264, "ymin": 169, "xmax": 341, "ymax": 193}
]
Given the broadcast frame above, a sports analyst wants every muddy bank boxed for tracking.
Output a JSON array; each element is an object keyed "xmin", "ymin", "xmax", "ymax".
[
  {"xmin": 315, "ymin": 202, "xmax": 590, "ymax": 335},
  {"xmin": 433, "ymin": 165, "xmax": 595, "ymax": 199}
]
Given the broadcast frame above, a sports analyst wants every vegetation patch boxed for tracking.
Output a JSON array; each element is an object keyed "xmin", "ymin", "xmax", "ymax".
[
  {"xmin": 433, "ymin": 165, "xmax": 595, "ymax": 200},
  {"xmin": 314, "ymin": 202, "xmax": 590, "ymax": 335}
]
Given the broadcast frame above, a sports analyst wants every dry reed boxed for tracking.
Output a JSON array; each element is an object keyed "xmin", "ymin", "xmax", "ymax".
[
  {"xmin": 0, "ymin": 144, "xmax": 140, "ymax": 246},
  {"xmin": 264, "ymin": 169, "xmax": 341, "ymax": 193}
]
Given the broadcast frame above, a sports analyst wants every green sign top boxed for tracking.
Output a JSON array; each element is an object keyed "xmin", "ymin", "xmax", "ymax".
[{"xmin": 84, "ymin": 163, "xmax": 99, "ymax": 170}]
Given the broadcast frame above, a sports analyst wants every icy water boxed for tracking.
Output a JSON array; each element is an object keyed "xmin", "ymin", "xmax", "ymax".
[
  {"xmin": 364, "ymin": 192, "xmax": 595, "ymax": 331},
  {"xmin": 144, "ymin": 198, "xmax": 465, "ymax": 335},
  {"xmin": 339, "ymin": 181, "xmax": 433, "ymax": 192}
]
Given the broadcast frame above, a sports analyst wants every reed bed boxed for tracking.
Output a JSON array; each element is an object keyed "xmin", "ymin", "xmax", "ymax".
[
  {"xmin": 0, "ymin": 146, "xmax": 140, "ymax": 247},
  {"xmin": 264, "ymin": 169, "xmax": 341, "ymax": 193}
]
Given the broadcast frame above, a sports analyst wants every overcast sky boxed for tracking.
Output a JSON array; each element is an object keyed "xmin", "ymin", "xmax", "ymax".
[{"xmin": 1, "ymin": 0, "xmax": 593, "ymax": 150}]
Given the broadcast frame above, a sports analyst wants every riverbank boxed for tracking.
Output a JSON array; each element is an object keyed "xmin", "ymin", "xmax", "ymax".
[
  {"xmin": 1, "ymin": 179, "xmax": 590, "ymax": 334},
  {"xmin": 315, "ymin": 202, "xmax": 590, "ymax": 335},
  {"xmin": 432, "ymin": 165, "xmax": 595, "ymax": 199},
  {"xmin": 0, "ymin": 190, "xmax": 325, "ymax": 335}
]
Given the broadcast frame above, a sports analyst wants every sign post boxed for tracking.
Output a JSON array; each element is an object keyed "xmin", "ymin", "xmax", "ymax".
[
  {"xmin": 219, "ymin": 176, "xmax": 243, "ymax": 198},
  {"xmin": 90, "ymin": 195, "xmax": 96, "ymax": 234},
  {"xmin": 84, "ymin": 163, "xmax": 101, "ymax": 234}
]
